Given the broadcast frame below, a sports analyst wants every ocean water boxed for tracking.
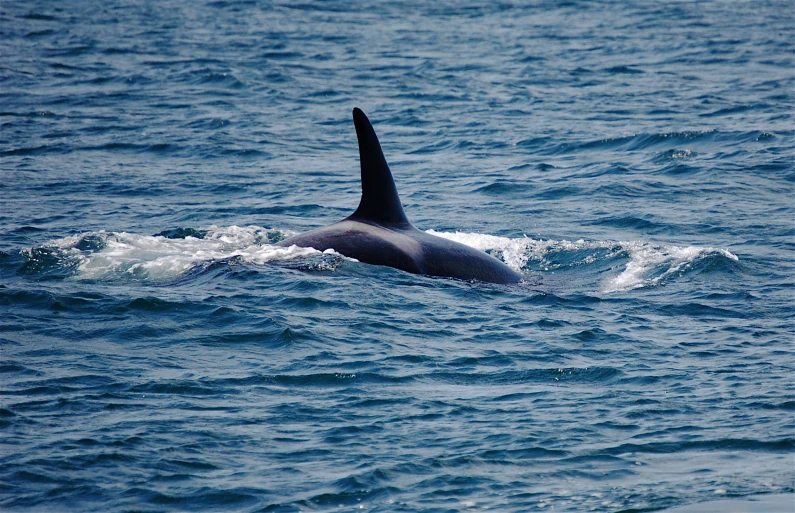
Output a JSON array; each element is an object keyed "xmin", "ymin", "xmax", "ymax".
[{"xmin": 1, "ymin": 1, "xmax": 793, "ymax": 512}]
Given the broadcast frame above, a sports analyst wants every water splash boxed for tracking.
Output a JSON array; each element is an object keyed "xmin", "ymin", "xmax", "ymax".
[
  {"xmin": 21, "ymin": 226, "xmax": 334, "ymax": 281},
  {"xmin": 22, "ymin": 226, "xmax": 737, "ymax": 290},
  {"xmin": 426, "ymin": 230, "xmax": 738, "ymax": 293},
  {"xmin": 602, "ymin": 242, "xmax": 738, "ymax": 293}
]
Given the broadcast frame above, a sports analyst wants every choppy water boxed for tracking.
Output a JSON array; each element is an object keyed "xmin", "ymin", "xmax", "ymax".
[{"xmin": 1, "ymin": 1, "xmax": 793, "ymax": 512}]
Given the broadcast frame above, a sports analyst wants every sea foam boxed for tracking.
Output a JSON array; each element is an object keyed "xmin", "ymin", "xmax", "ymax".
[
  {"xmin": 426, "ymin": 229, "xmax": 737, "ymax": 293},
  {"xmin": 24, "ymin": 226, "xmax": 737, "ymax": 291}
]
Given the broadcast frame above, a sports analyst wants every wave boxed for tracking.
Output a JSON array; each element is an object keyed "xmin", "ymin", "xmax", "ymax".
[
  {"xmin": 19, "ymin": 226, "xmax": 737, "ymax": 292},
  {"xmin": 426, "ymin": 230, "xmax": 738, "ymax": 292},
  {"xmin": 19, "ymin": 226, "xmax": 331, "ymax": 282},
  {"xmin": 515, "ymin": 129, "xmax": 780, "ymax": 157}
]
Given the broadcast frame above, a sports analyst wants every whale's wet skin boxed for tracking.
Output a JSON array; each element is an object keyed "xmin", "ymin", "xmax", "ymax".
[
  {"xmin": 279, "ymin": 108, "xmax": 522, "ymax": 284},
  {"xmin": 1, "ymin": 1, "xmax": 793, "ymax": 512}
]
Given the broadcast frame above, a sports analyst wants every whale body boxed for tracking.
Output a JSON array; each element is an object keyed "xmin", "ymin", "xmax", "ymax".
[{"xmin": 278, "ymin": 108, "xmax": 522, "ymax": 285}]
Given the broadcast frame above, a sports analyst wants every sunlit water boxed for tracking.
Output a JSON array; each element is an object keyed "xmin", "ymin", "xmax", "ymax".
[{"xmin": 1, "ymin": 1, "xmax": 793, "ymax": 512}]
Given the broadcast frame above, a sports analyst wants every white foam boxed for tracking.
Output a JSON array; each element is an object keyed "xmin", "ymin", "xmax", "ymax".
[
  {"xmin": 602, "ymin": 242, "xmax": 738, "ymax": 293},
  {"xmin": 426, "ymin": 229, "xmax": 737, "ymax": 293},
  {"xmin": 35, "ymin": 226, "xmax": 331, "ymax": 281},
  {"xmin": 28, "ymin": 226, "xmax": 738, "ymax": 289}
]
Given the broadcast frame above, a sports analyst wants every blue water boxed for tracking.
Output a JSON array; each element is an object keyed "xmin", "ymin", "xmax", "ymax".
[{"xmin": 1, "ymin": 1, "xmax": 793, "ymax": 512}]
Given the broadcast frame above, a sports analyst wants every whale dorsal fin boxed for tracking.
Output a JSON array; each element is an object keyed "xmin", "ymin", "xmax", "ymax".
[{"xmin": 349, "ymin": 108, "xmax": 410, "ymax": 226}]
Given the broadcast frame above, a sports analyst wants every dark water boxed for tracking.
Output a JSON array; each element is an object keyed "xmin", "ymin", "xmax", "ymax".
[{"xmin": 1, "ymin": 1, "xmax": 794, "ymax": 512}]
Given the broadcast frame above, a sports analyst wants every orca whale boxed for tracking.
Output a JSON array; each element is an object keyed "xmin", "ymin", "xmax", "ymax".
[{"xmin": 278, "ymin": 108, "xmax": 522, "ymax": 285}]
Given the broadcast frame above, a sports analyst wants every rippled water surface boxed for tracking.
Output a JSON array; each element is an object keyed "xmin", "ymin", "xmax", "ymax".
[{"xmin": 1, "ymin": 1, "xmax": 793, "ymax": 512}]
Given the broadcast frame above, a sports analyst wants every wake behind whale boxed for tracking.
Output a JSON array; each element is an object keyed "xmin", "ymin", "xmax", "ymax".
[{"xmin": 278, "ymin": 108, "xmax": 523, "ymax": 284}]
